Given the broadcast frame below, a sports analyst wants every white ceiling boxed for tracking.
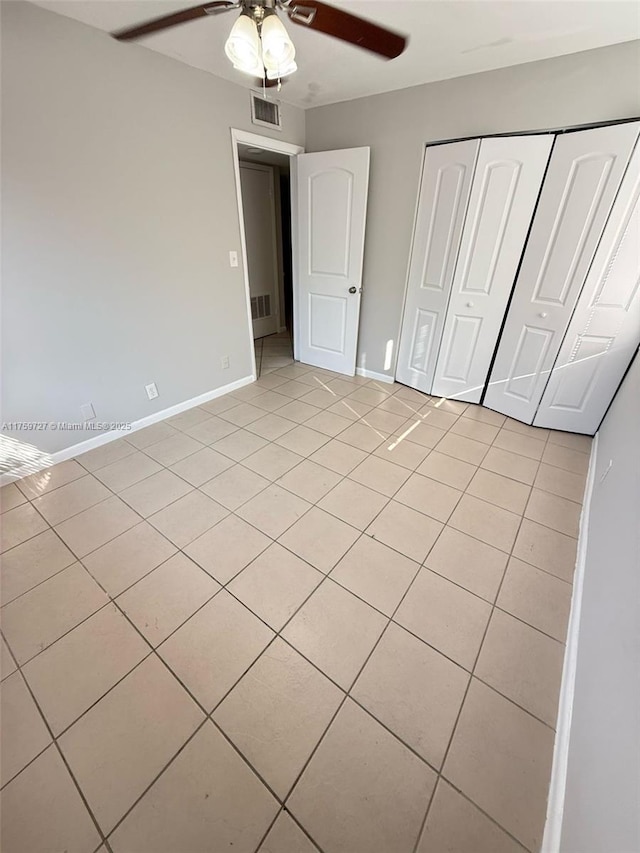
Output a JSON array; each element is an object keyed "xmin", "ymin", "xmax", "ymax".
[
  {"xmin": 238, "ymin": 142, "xmax": 291, "ymax": 169},
  {"xmin": 31, "ymin": 0, "xmax": 640, "ymax": 108}
]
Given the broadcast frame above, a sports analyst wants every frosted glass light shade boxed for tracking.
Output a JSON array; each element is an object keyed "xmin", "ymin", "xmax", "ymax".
[
  {"xmin": 225, "ymin": 14, "xmax": 263, "ymax": 75},
  {"xmin": 261, "ymin": 13, "xmax": 296, "ymax": 74},
  {"xmin": 266, "ymin": 59, "xmax": 297, "ymax": 79}
]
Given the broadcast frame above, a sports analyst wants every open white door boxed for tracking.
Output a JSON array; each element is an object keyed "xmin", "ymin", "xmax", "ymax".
[{"xmin": 295, "ymin": 147, "xmax": 370, "ymax": 375}]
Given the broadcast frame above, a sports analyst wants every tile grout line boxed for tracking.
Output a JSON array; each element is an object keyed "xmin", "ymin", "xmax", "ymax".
[
  {"xmin": 2, "ymin": 386, "xmax": 588, "ymax": 562},
  {"xmin": 411, "ymin": 427, "xmax": 556, "ymax": 853},
  {"xmin": 1, "ymin": 363, "xmax": 588, "ymax": 851}
]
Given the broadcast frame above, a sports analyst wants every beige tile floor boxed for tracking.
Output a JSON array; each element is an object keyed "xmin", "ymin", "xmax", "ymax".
[{"xmin": 0, "ymin": 331, "xmax": 592, "ymax": 853}]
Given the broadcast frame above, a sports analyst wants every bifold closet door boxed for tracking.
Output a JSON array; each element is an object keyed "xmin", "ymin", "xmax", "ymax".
[
  {"xmin": 431, "ymin": 134, "xmax": 553, "ymax": 403},
  {"xmin": 484, "ymin": 121, "xmax": 640, "ymax": 422},
  {"xmin": 395, "ymin": 139, "xmax": 479, "ymax": 393},
  {"xmin": 534, "ymin": 141, "xmax": 640, "ymax": 433}
]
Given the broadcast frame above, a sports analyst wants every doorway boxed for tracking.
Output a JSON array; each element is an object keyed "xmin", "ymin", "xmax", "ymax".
[{"xmin": 231, "ymin": 129, "xmax": 303, "ymax": 378}]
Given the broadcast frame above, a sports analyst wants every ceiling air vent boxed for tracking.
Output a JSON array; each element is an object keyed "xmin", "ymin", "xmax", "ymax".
[{"xmin": 250, "ymin": 93, "xmax": 282, "ymax": 131}]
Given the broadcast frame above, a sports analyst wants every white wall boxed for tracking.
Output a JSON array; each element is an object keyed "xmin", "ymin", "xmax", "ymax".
[
  {"xmin": 560, "ymin": 354, "xmax": 640, "ymax": 852},
  {"xmin": 0, "ymin": 1, "xmax": 304, "ymax": 457},
  {"xmin": 305, "ymin": 41, "xmax": 640, "ymax": 378}
]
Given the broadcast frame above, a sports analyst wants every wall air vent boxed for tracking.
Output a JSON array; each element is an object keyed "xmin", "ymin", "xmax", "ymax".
[
  {"xmin": 251, "ymin": 294, "xmax": 272, "ymax": 320},
  {"xmin": 250, "ymin": 93, "xmax": 282, "ymax": 131}
]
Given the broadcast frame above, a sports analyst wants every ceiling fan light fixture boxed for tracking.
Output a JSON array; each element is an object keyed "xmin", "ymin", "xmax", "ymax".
[
  {"xmin": 260, "ymin": 12, "xmax": 296, "ymax": 74},
  {"xmin": 266, "ymin": 59, "xmax": 297, "ymax": 79},
  {"xmin": 224, "ymin": 12, "xmax": 262, "ymax": 75}
]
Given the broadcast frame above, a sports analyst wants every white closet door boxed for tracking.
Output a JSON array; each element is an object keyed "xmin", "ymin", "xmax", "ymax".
[
  {"xmin": 484, "ymin": 121, "xmax": 640, "ymax": 422},
  {"xmin": 395, "ymin": 139, "xmax": 479, "ymax": 392},
  {"xmin": 431, "ymin": 134, "xmax": 553, "ymax": 403},
  {"xmin": 534, "ymin": 141, "xmax": 640, "ymax": 434}
]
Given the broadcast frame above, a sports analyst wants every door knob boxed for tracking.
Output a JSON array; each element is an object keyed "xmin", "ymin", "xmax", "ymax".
[
  {"xmin": 539, "ymin": 312, "xmax": 548, "ymax": 318},
  {"xmin": 466, "ymin": 301, "xmax": 474, "ymax": 308},
  {"xmin": 349, "ymin": 286, "xmax": 357, "ymax": 294}
]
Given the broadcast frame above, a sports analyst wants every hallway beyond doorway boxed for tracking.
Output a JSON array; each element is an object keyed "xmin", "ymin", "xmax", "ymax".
[{"xmin": 254, "ymin": 330, "xmax": 294, "ymax": 378}]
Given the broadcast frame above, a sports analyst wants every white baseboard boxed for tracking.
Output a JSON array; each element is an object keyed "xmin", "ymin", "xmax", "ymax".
[
  {"xmin": 1, "ymin": 375, "xmax": 255, "ymax": 486},
  {"xmin": 356, "ymin": 367, "xmax": 395, "ymax": 385},
  {"xmin": 541, "ymin": 432, "xmax": 599, "ymax": 853}
]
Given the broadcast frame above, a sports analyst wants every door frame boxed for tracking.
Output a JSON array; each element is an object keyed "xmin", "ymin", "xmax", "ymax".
[
  {"xmin": 238, "ymin": 161, "xmax": 281, "ymax": 338},
  {"xmin": 230, "ymin": 129, "xmax": 304, "ymax": 377}
]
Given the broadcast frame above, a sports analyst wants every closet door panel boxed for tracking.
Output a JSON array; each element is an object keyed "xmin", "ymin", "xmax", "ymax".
[
  {"xmin": 484, "ymin": 122, "xmax": 640, "ymax": 422},
  {"xmin": 534, "ymin": 141, "xmax": 640, "ymax": 434},
  {"xmin": 395, "ymin": 139, "xmax": 479, "ymax": 392},
  {"xmin": 431, "ymin": 134, "xmax": 553, "ymax": 403}
]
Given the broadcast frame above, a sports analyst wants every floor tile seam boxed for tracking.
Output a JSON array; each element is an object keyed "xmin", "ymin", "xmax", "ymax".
[
  {"xmin": 290, "ymin": 529, "xmax": 451, "ymax": 853},
  {"xmin": 20, "ymin": 645, "xmax": 156, "ymax": 742},
  {"xmin": 251, "ymin": 805, "xmax": 324, "ymax": 853},
  {"xmin": 100, "ymin": 715, "xmax": 213, "ymax": 844},
  {"xmin": 488, "ymin": 422, "xmax": 549, "ymax": 453},
  {"xmin": 3, "ymin": 392, "xmax": 576, "ymax": 832},
  {"xmin": 343, "ymin": 461, "xmax": 417, "ymax": 501},
  {"xmin": 447, "ymin": 489, "xmax": 579, "ymax": 544},
  {"xmin": 432, "ymin": 775, "xmax": 533, "ymax": 853},
  {"xmin": 1, "ymin": 596, "xmax": 115, "ymax": 670},
  {"xmin": 72, "ymin": 445, "xmax": 139, "ymax": 477},
  {"xmin": 521, "ymin": 482, "xmax": 584, "ymax": 513},
  {"xmin": 422, "ymin": 437, "xmax": 490, "ymax": 469},
  {"xmin": 27, "ymin": 540, "xmax": 224, "ymax": 722},
  {"xmin": 2, "ymin": 460, "xmax": 576, "ymax": 614},
  {"xmin": 171, "ymin": 418, "xmax": 250, "ymax": 445},
  {"xmin": 232, "ymin": 487, "xmax": 318, "ymax": 541},
  {"xmin": 245, "ymin": 414, "xmax": 304, "ymax": 440},
  {"xmin": 31, "ymin": 463, "xmax": 196, "ymax": 532},
  {"xmin": 0, "ymin": 653, "xmax": 112, "ymax": 848},
  {"xmin": 421, "ymin": 454, "xmax": 557, "ymax": 849},
  {"xmin": 238, "ymin": 499, "xmax": 447, "ymax": 844},
  {"xmin": 415, "ymin": 542, "xmax": 573, "ymax": 638},
  {"xmin": 0, "ymin": 499, "xmax": 54, "ymax": 555},
  {"xmin": 314, "ymin": 477, "xmax": 393, "ymax": 532},
  {"xmin": 29, "ymin": 480, "xmax": 141, "ymax": 529},
  {"xmin": 1, "ymin": 559, "xmax": 80, "ymax": 609},
  {"xmin": 134, "ymin": 434, "xmax": 213, "ymax": 467},
  {"xmin": 520, "ymin": 495, "xmax": 582, "ymax": 538},
  {"xmin": 15, "ymin": 468, "xmax": 104, "ymax": 504},
  {"xmin": 276, "ymin": 511, "xmax": 433, "ymax": 573},
  {"xmin": 459, "ymin": 470, "xmax": 532, "ymax": 514},
  {"xmin": 0, "ymin": 497, "xmax": 29, "ymax": 515}
]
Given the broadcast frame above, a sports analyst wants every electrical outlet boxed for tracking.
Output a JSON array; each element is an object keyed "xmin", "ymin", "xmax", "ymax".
[
  {"xmin": 229, "ymin": 251, "xmax": 239, "ymax": 268},
  {"xmin": 221, "ymin": 356, "xmax": 230, "ymax": 369},
  {"xmin": 80, "ymin": 402, "xmax": 96, "ymax": 422},
  {"xmin": 145, "ymin": 382, "xmax": 159, "ymax": 400}
]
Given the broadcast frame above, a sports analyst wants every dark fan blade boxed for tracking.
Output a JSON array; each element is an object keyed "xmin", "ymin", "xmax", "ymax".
[
  {"xmin": 254, "ymin": 77, "xmax": 281, "ymax": 88},
  {"xmin": 286, "ymin": 1, "xmax": 406, "ymax": 59},
  {"xmin": 112, "ymin": 1, "xmax": 237, "ymax": 41}
]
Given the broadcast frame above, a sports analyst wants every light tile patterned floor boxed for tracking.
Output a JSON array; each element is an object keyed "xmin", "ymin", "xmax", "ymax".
[{"xmin": 0, "ymin": 332, "xmax": 592, "ymax": 853}]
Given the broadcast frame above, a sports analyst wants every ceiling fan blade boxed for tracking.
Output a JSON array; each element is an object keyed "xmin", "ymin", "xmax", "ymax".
[
  {"xmin": 253, "ymin": 76, "xmax": 281, "ymax": 88},
  {"xmin": 285, "ymin": 1, "xmax": 407, "ymax": 59},
  {"xmin": 112, "ymin": 1, "xmax": 237, "ymax": 42}
]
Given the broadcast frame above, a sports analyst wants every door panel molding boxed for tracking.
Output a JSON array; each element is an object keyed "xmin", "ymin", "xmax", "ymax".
[
  {"xmin": 485, "ymin": 121, "xmax": 640, "ymax": 423},
  {"xmin": 432, "ymin": 134, "xmax": 553, "ymax": 403},
  {"xmin": 534, "ymin": 137, "xmax": 640, "ymax": 433},
  {"xmin": 396, "ymin": 139, "xmax": 480, "ymax": 393},
  {"xmin": 296, "ymin": 147, "xmax": 370, "ymax": 375}
]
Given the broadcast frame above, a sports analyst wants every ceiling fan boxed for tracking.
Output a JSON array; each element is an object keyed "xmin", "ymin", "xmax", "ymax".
[{"xmin": 113, "ymin": 0, "xmax": 408, "ymax": 90}]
